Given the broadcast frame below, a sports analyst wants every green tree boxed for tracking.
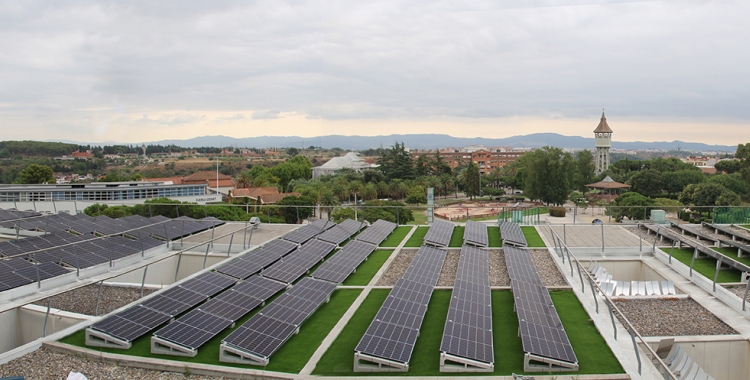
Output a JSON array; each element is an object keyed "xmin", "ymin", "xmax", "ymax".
[
  {"xmin": 627, "ymin": 169, "xmax": 663, "ymax": 197},
  {"xmin": 463, "ymin": 162, "xmax": 481, "ymax": 199},
  {"xmin": 573, "ymin": 150, "xmax": 595, "ymax": 193},
  {"xmin": 714, "ymin": 160, "xmax": 741, "ymax": 174},
  {"xmin": 609, "ymin": 192, "xmax": 656, "ymax": 222},
  {"xmin": 662, "ymin": 170, "xmax": 705, "ymax": 197},
  {"xmin": 378, "ymin": 142, "xmax": 415, "ymax": 181},
  {"xmin": 16, "ymin": 164, "xmax": 55, "ymax": 184},
  {"xmin": 707, "ymin": 174, "xmax": 749, "ymax": 200},
  {"xmin": 275, "ymin": 195, "xmax": 315, "ymax": 223},
  {"xmin": 523, "ymin": 147, "xmax": 575, "ymax": 205},
  {"xmin": 405, "ymin": 186, "xmax": 427, "ymax": 205}
]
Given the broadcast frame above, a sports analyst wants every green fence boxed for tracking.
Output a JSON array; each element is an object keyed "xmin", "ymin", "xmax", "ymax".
[{"xmin": 713, "ymin": 207, "xmax": 750, "ymax": 224}]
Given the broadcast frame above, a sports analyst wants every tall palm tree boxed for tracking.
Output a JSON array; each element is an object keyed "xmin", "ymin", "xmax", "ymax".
[
  {"xmin": 362, "ymin": 182, "xmax": 378, "ymax": 201},
  {"xmin": 236, "ymin": 172, "xmax": 252, "ymax": 189},
  {"xmin": 319, "ymin": 189, "xmax": 340, "ymax": 220}
]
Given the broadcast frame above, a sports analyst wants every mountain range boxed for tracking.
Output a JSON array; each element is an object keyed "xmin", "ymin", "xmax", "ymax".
[{"xmin": 134, "ymin": 133, "xmax": 735, "ymax": 152}]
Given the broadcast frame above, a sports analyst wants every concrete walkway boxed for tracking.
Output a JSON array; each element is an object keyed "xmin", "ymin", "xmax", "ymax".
[{"xmin": 299, "ymin": 225, "xmax": 417, "ymax": 376}]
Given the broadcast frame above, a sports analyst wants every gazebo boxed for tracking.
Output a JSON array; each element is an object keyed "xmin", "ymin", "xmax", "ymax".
[{"xmin": 585, "ymin": 176, "xmax": 630, "ymax": 203}]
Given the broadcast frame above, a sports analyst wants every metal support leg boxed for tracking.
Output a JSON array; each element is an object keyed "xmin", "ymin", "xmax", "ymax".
[
  {"xmin": 669, "ymin": 241, "xmax": 675, "ymax": 264},
  {"xmin": 95, "ymin": 280, "xmax": 104, "ymax": 316},
  {"xmin": 175, "ymin": 252, "xmax": 183, "ymax": 282},
  {"xmin": 563, "ymin": 224, "xmax": 566, "ymax": 245},
  {"xmin": 742, "ymin": 279, "xmax": 750, "ymax": 312},
  {"xmin": 243, "ymin": 221, "xmax": 248, "ymax": 250},
  {"xmin": 227, "ymin": 234, "xmax": 234, "ymax": 255},
  {"xmin": 689, "ymin": 248, "xmax": 697, "ymax": 277},
  {"xmin": 180, "ymin": 220, "xmax": 185, "ymax": 249},
  {"xmin": 247, "ymin": 227, "xmax": 254, "ymax": 248},
  {"xmin": 577, "ymin": 258, "xmax": 584, "ymax": 293},
  {"xmin": 606, "ymin": 299, "xmax": 617, "ymax": 340},
  {"xmin": 210, "ymin": 227, "xmax": 215, "ymax": 249},
  {"xmin": 203, "ymin": 243, "xmax": 211, "ymax": 269},
  {"xmin": 43, "ymin": 298, "xmax": 51, "ymax": 337},
  {"xmin": 567, "ymin": 247, "xmax": 574, "ymax": 276},
  {"xmin": 713, "ymin": 257, "xmax": 722, "ymax": 293},
  {"xmin": 630, "ymin": 327, "xmax": 642, "ymax": 375},
  {"xmin": 589, "ymin": 276, "xmax": 598, "ymax": 313},
  {"xmin": 140, "ymin": 266, "xmax": 148, "ymax": 298},
  {"xmin": 602, "ymin": 222, "xmax": 605, "ymax": 252}
]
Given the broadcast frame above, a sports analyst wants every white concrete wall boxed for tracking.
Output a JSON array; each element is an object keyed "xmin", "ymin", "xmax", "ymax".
[
  {"xmin": 108, "ymin": 252, "xmax": 232, "ymax": 286},
  {"xmin": 0, "ymin": 306, "xmax": 87, "ymax": 354},
  {"xmin": 649, "ymin": 339, "xmax": 749, "ymax": 380},
  {"xmin": 0, "ymin": 309, "xmax": 19, "ymax": 354}
]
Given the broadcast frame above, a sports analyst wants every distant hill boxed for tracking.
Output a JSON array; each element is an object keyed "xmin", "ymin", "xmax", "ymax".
[{"xmin": 137, "ymin": 133, "xmax": 736, "ymax": 152}]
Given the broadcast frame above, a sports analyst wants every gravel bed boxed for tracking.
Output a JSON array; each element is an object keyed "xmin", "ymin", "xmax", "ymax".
[
  {"xmin": 436, "ymin": 250, "xmax": 460, "ymax": 286},
  {"xmin": 613, "ymin": 298, "xmax": 738, "ymax": 337},
  {"xmin": 488, "ymin": 249, "xmax": 510, "ymax": 286},
  {"xmin": 529, "ymin": 250, "xmax": 568, "ymax": 287},
  {"xmin": 0, "ymin": 347, "xmax": 225, "ymax": 380},
  {"xmin": 698, "ymin": 226, "xmax": 727, "ymax": 242},
  {"xmin": 32, "ymin": 284, "xmax": 157, "ymax": 316},
  {"xmin": 729, "ymin": 225, "xmax": 750, "ymax": 240},
  {"xmin": 377, "ymin": 249, "xmax": 417, "ymax": 286}
]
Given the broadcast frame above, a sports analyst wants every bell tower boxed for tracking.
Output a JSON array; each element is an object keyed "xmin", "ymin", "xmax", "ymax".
[{"xmin": 594, "ymin": 111, "xmax": 612, "ymax": 175}]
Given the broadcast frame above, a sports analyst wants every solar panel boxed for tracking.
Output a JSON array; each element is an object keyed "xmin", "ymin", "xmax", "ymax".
[
  {"xmin": 355, "ymin": 219, "xmax": 397, "ymax": 245},
  {"xmin": 356, "ymin": 320, "xmax": 419, "ymax": 364},
  {"xmin": 504, "ymin": 245, "xmax": 577, "ymax": 366},
  {"xmin": 500, "ymin": 222, "xmax": 527, "ymax": 247},
  {"xmin": 200, "ymin": 293, "xmax": 263, "ymax": 322},
  {"xmin": 338, "ymin": 218, "xmax": 366, "ymax": 234},
  {"xmin": 179, "ymin": 272, "xmax": 236, "ymax": 298},
  {"xmin": 222, "ymin": 314, "xmax": 299, "ymax": 359},
  {"xmin": 464, "ymin": 220, "xmax": 489, "ymax": 247},
  {"xmin": 440, "ymin": 245, "xmax": 493, "ymax": 365},
  {"xmin": 231, "ymin": 274, "xmax": 287, "ymax": 300},
  {"xmin": 317, "ymin": 225, "xmax": 356, "ymax": 245},
  {"xmin": 282, "ymin": 223, "xmax": 328, "ymax": 244},
  {"xmin": 91, "ymin": 305, "xmax": 171, "ymax": 342},
  {"xmin": 140, "ymin": 286, "xmax": 208, "ymax": 316},
  {"xmin": 424, "ymin": 220, "xmax": 455, "ymax": 247},
  {"xmin": 153, "ymin": 309, "xmax": 233, "ymax": 349}
]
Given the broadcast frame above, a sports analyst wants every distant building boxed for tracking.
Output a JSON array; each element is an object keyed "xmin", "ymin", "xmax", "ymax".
[
  {"xmin": 594, "ymin": 112, "xmax": 613, "ymax": 175},
  {"xmin": 411, "ymin": 149, "xmax": 524, "ymax": 175},
  {"xmin": 72, "ymin": 151, "xmax": 94, "ymax": 160},
  {"xmin": 312, "ymin": 152, "xmax": 378, "ymax": 178},
  {"xmin": 682, "ymin": 156, "xmax": 718, "ymax": 174},
  {"xmin": 142, "ymin": 171, "xmax": 236, "ymax": 196},
  {"xmin": 228, "ymin": 187, "xmax": 300, "ymax": 205}
]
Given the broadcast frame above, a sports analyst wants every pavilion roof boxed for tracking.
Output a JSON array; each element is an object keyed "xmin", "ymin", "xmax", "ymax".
[{"xmin": 585, "ymin": 176, "xmax": 630, "ymax": 189}]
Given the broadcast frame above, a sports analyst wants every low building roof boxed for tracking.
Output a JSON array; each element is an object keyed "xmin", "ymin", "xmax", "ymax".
[{"xmin": 585, "ymin": 176, "xmax": 630, "ymax": 189}]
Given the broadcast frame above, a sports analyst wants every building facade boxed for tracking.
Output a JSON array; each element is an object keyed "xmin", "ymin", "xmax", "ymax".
[{"xmin": 411, "ymin": 149, "xmax": 524, "ymax": 174}]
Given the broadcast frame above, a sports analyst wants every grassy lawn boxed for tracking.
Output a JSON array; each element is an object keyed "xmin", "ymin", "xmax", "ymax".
[
  {"xmin": 380, "ymin": 226, "xmax": 412, "ymax": 247},
  {"xmin": 313, "ymin": 290, "xmax": 623, "ymax": 376},
  {"xmin": 521, "ymin": 226, "xmax": 546, "ymax": 247},
  {"xmin": 488, "ymin": 226, "xmax": 502, "ymax": 247},
  {"xmin": 60, "ymin": 289, "xmax": 362, "ymax": 373},
  {"xmin": 449, "ymin": 226, "xmax": 465, "ymax": 247},
  {"xmin": 342, "ymin": 250, "xmax": 394, "ymax": 286},
  {"xmin": 404, "ymin": 226, "xmax": 429, "ymax": 247},
  {"xmin": 666, "ymin": 248, "xmax": 742, "ymax": 283},
  {"xmin": 408, "ymin": 208, "xmax": 428, "ymax": 225}
]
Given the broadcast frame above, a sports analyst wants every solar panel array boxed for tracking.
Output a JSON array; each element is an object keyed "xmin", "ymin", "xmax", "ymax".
[
  {"xmin": 355, "ymin": 245, "xmax": 447, "ymax": 364},
  {"xmin": 424, "ymin": 219, "xmax": 455, "ymax": 247},
  {"xmin": 153, "ymin": 274, "xmax": 285, "ymax": 351},
  {"xmin": 312, "ymin": 240, "xmax": 377, "ymax": 284},
  {"xmin": 215, "ymin": 239, "xmax": 298, "ymax": 280},
  {"xmin": 222, "ymin": 277, "xmax": 337, "ymax": 362},
  {"xmin": 0, "ymin": 208, "xmax": 41, "ymax": 222},
  {"xmin": 500, "ymin": 221, "xmax": 527, "ymax": 247},
  {"xmin": 464, "ymin": 220, "xmax": 489, "ymax": 247},
  {"xmin": 440, "ymin": 245, "xmax": 493, "ymax": 365},
  {"xmin": 0, "ymin": 256, "xmax": 71, "ymax": 291},
  {"xmin": 317, "ymin": 218, "xmax": 363, "ymax": 245},
  {"xmin": 281, "ymin": 220, "xmax": 335, "ymax": 244},
  {"xmin": 90, "ymin": 271, "xmax": 237, "ymax": 344},
  {"xmin": 355, "ymin": 219, "xmax": 398, "ymax": 246},
  {"xmin": 505, "ymin": 245, "xmax": 577, "ymax": 365},
  {"xmin": 261, "ymin": 239, "xmax": 336, "ymax": 283}
]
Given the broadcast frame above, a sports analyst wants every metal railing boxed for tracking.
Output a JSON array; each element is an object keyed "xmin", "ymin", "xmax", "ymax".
[{"xmin": 545, "ymin": 222, "xmax": 679, "ymax": 380}]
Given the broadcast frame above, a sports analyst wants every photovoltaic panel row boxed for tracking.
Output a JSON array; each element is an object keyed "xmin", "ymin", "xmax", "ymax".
[
  {"xmin": 261, "ymin": 239, "xmax": 336, "ymax": 284},
  {"xmin": 317, "ymin": 219, "xmax": 360, "ymax": 245},
  {"xmin": 215, "ymin": 238, "xmax": 298, "ymax": 280},
  {"xmin": 355, "ymin": 245, "xmax": 447, "ymax": 365},
  {"xmin": 440, "ymin": 245, "xmax": 493, "ymax": 365},
  {"xmin": 500, "ymin": 222, "xmax": 527, "ymax": 247},
  {"xmin": 153, "ymin": 274, "xmax": 285, "ymax": 351},
  {"xmin": 338, "ymin": 218, "xmax": 366, "ymax": 234},
  {"xmin": 505, "ymin": 245, "xmax": 577, "ymax": 365},
  {"xmin": 355, "ymin": 219, "xmax": 398, "ymax": 246},
  {"xmin": 464, "ymin": 220, "xmax": 489, "ymax": 247},
  {"xmin": 424, "ymin": 219, "xmax": 455, "ymax": 247},
  {"xmin": 221, "ymin": 277, "xmax": 337, "ymax": 363},
  {"xmin": 90, "ymin": 271, "xmax": 236, "ymax": 345},
  {"xmin": 282, "ymin": 220, "xmax": 335, "ymax": 244},
  {"xmin": 312, "ymin": 240, "xmax": 377, "ymax": 284},
  {"xmin": 0, "ymin": 208, "xmax": 41, "ymax": 222}
]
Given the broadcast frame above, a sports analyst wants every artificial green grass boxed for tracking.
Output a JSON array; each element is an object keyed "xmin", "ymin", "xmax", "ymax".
[
  {"xmin": 666, "ymin": 248, "xmax": 742, "ymax": 283},
  {"xmin": 313, "ymin": 290, "xmax": 623, "ymax": 376},
  {"xmin": 342, "ymin": 250, "xmax": 394, "ymax": 286},
  {"xmin": 550, "ymin": 291, "xmax": 623, "ymax": 374},
  {"xmin": 60, "ymin": 289, "xmax": 362, "ymax": 373},
  {"xmin": 404, "ymin": 226, "xmax": 429, "ymax": 247},
  {"xmin": 449, "ymin": 226, "xmax": 465, "ymax": 247},
  {"xmin": 521, "ymin": 226, "xmax": 546, "ymax": 247},
  {"xmin": 487, "ymin": 226, "xmax": 502, "ymax": 247},
  {"xmin": 380, "ymin": 226, "xmax": 413, "ymax": 247},
  {"xmin": 714, "ymin": 247, "xmax": 750, "ymax": 268}
]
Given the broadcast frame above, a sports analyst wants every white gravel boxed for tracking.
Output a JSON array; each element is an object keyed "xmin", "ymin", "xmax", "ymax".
[
  {"xmin": 0, "ymin": 347, "xmax": 225, "ymax": 380},
  {"xmin": 32, "ymin": 284, "xmax": 157, "ymax": 316},
  {"xmin": 529, "ymin": 249, "xmax": 568, "ymax": 287},
  {"xmin": 613, "ymin": 298, "xmax": 737, "ymax": 337},
  {"xmin": 377, "ymin": 249, "xmax": 417, "ymax": 286}
]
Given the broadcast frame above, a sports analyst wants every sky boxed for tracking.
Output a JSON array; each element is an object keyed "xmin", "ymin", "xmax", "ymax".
[{"xmin": 0, "ymin": 0, "xmax": 748, "ymax": 146}]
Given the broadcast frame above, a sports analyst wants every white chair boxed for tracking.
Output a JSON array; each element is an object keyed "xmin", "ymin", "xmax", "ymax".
[
  {"xmin": 631, "ymin": 281, "xmax": 640, "ymax": 296},
  {"xmin": 693, "ymin": 368, "xmax": 708, "ymax": 380},
  {"xmin": 588, "ymin": 261, "xmax": 599, "ymax": 273},
  {"xmin": 669, "ymin": 352, "xmax": 687, "ymax": 372},
  {"xmin": 675, "ymin": 355, "xmax": 692, "ymax": 378},
  {"xmin": 664, "ymin": 345, "xmax": 682, "ymax": 367},
  {"xmin": 603, "ymin": 281, "xmax": 616, "ymax": 296},
  {"xmin": 594, "ymin": 266, "xmax": 606, "ymax": 280},
  {"xmin": 598, "ymin": 274, "xmax": 613, "ymax": 287},
  {"xmin": 638, "ymin": 281, "xmax": 647, "ymax": 296},
  {"xmin": 651, "ymin": 280, "xmax": 662, "ymax": 295},
  {"xmin": 662, "ymin": 280, "xmax": 677, "ymax": 295},
  {"xmin": 645, "ymin": 281, "xmax": 654, "ymax": 295},
  {"xmin": 681, "ymin": 362, "xmax": 699, "ymax": 380},
  {"xmin": 616, "ymin": 281, "xmax": 630, "ymax": 296}
]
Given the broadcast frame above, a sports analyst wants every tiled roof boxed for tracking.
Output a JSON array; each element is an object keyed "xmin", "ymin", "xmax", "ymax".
[
  {"xmin": 183, "ymin": 171, "xmax": 232, "ymax": 182},
  {"xmin": 231, "ymin": 187, "xmax": 279, "ymax": 199},
  {"xmin": 260, "ymin": 192, "xmax": 300, "ymax": 204},
  {"xmin": 141, "ymin": 177, "xmax": 184, "ymax": 184},
  {"xmin": 593, "ymin": 112, "xmax": 613, "ymax": 133}
]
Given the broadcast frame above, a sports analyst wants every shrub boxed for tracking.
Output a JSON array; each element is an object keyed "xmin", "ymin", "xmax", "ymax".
[
  {"xmin": 680, "ymin": 211, "xmax": 690, "ymax": 222},
  {"xmin": 549, "ymin": 207, "xmax": 566, "ymax": 217}
]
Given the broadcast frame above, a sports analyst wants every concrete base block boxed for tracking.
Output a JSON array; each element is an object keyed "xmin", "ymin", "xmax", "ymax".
[
  {"xmin": 353, "ymin": 352, "xmax": 408, "ymax": 372},
  {"xmin": 439, "ymin": 352, "xmax": 494, "ymax": 372},
  {"xmin": 150, "ymin": 336, "xmax": 197, "ymax": 357},
  {"xmin": 85, "ymin": 328, "xmax": 131, "ymax": 350}
]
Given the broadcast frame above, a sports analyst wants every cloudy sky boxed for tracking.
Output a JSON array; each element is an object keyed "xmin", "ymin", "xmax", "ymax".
[{"xmin": 0, "ymin": 0, "xmax": 747, "ymax": 145}]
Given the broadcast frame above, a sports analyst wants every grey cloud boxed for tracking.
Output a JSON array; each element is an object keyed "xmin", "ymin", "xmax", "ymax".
[{"xmin": 0, "ymin": 0, "xmax": 748, "ymax": 138}]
